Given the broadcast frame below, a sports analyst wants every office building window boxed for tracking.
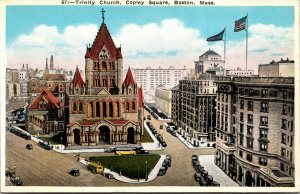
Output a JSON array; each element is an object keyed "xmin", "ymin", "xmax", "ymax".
[
  {"xmin": 248, "ymin": 114, "xmax": 253, "ymax": 124},
  {"xmin": 246, "ymin": 154, "xmax": 252, "ymax": 162},
  {"xmin": 261, "ymin": 102, "xmax": 269, "ymax": 112},
  {"xmin": 259, "ymin": 129, "xmax": 268, "ymax": 139},
  {"xmin": 260, "ymin": 142, "xmax": 268, "ymax": 151},
  {"xmin": 282, "ymin": 119, "xmax": 287, "ymax": 130},
  {"xmin": 248, "ymin": 101, "xmax": 253, "ymax": 111},
  {"xmin": 260, "ymin": 116, "xmax": 268, "ymax": 126},
  {"xmin": 281, "ymin": 133, "xmax": 286, "ymax": 144},
  {"xmin": 240, "ymin": 100, "xmax": 244, "ymax": 109},
  {"xmin": 259, "ymin": 157, "xmax": 267, "ymax": 166},
  {"xmin": 281, "ymin": 147, "xmax": 286, "ymax": 157}
]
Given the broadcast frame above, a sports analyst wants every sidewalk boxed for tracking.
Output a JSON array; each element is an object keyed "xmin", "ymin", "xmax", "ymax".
[
  {"xmin": 198, "ymin": 155, "xmax": 239, "ymax": 187},
  {"xmin": 175, "ymin": 128, "xmax": 215, "ymax": 150},
  {"xmin": 79, "ymin": 155, "xmax": 166, "ymax": 183},
  {"xmin": 142, "ymin": 121, "xmax": 164, "ymax": 151}
]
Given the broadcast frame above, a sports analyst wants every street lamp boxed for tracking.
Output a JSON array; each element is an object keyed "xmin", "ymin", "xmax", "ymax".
[
  {"xmin": 60, "ymin": 137, "xmax": 63, "ymax": 152},
  {"xmin": 138, "ymin": 166, "xmax": 140, "ymax": 182},
  {"xmin": 145, "ymin": 160, "xmax": 148, "ymax": 181}
]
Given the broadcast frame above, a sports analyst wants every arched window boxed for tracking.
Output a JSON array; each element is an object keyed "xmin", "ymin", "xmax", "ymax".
[
  {"xmin": 79, "ymin": 102, "xmax": 83, "ymax": 111},
  {"xmin": 126, "ymin": 101, "xmax": 130, "ymax": 111},
  {"xmin": 73, "ymin": 102, "xmax": 77, "ymax": 111},
  {"xmin": 102, "ymin": 62, "xmax": 107, "ymax": 71},
  {"xmin": 132, "ymin": 101, "xmax": 135, "ymax": 111}
]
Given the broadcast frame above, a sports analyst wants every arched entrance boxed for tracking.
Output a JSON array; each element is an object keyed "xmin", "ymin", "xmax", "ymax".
[
  {"xmin": 73, "ymin": 128, "xmax": 81, "ymax": 145},
  {"xmin": 127, "ymin": 127, "xmax": 135, "ymax": 144},
  {"xmin": 245, "ymin": 170, "xmax": 254, "ymax": 187},
  {"xmin": 99, "ymin": 126, "xmax": 110, "ymax": 144}
]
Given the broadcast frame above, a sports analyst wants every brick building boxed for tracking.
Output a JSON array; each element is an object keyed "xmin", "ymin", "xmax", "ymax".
[
  {"xmin": 66, "ymin": 14, "xmax": 144, "ymax": 146},
  {"xmin": 26, "ymin": 90, "xmax": 65, "ymax": 134}
]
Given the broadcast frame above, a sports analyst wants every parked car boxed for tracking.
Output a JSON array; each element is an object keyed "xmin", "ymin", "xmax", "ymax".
[
  {"xmin": 194, "ymin": 172, "xmax": 202, "ymax": 181},
  {"xmin": 161, "ymin": 141, "xmax": 167, "ymax": 147},
  {"xmin": 166, "ymin": 155, "xmax": 172, "ymax": 161},
  {"xmin": 104, "ymin": 147, "xmax": 116, "ymax": 153},
  {"xmin": 160, "ymin": 125, "xmax": 163, "ymax": 129},
  {"xmin": 195, "ymin": 165, "xmax": 204, "ymax": 173},
  {"xmin": 104, "ymin": 172, "xmax": 114, "ymax": 179},
  {"xmin": 163, "ymin": 158, "xmax": 171, "ymax": 167},
  {"xmin": 170, "ymin": 130, "xmax": 177, "ymax": 136},
  {"xmin": 11, "ymin": 176, "xmax": 23, "ymax": 186},
  {"xmin": 147, "ymin": 115, "xmax": 151, "ymax": 120},
  {"xmin": 136, "ymin": 149, "xmax": 149, "ymax": 154},
  {"xmin": 69, "ymin": 168, "xmax": 80, "ymax": 176},
  {"xmin": 26, "ymin": 144, "xmax": 33, "ymax": 150},
  {"xmin": 157, "ymin": 167, "xmax": 167, "ymax": 176},
  {"xmin": 210, "ymin": 181, "xmax": 220, "ymax": 186}
]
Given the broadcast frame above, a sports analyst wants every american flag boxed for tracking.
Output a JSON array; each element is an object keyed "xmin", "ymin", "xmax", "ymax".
[{"xmin": 234, "ymin": 16, "xmax": 247, "ymax": 32}]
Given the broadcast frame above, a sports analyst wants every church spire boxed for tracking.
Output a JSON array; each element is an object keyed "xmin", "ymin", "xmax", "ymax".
[{"xmin": 101, "ymin": 8, "xmax": 105, "ymax": 23}]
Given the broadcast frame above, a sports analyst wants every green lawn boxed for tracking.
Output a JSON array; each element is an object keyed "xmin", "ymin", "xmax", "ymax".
[
  {"xmin": 37, "ymin": 132, "xmax": 66, "ymax": 145},
  {"xmin": 141, "ymin": 126, "xmax": 154, "ymax": 143},
  {"xmin": 90, "ymin": 154, "xmax": 160, "ymax": 179}
]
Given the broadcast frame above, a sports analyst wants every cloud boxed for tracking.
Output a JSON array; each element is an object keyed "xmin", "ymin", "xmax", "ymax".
[
  {"xmin": 222, "ymin": 23, "xmax": 294, "ymax": 72},
  {"xmin": 7, "ymin": 20, "xmax": 294, "ymax": 74},
  {"xmin": 7, "ymin": 24, "xmax": 98, "ymax": 70}
]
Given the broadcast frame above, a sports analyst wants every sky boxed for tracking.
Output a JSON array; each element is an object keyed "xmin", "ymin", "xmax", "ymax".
[{"xmin": 6, "ymin": 6, "xmax": 295, "ymax": 72}]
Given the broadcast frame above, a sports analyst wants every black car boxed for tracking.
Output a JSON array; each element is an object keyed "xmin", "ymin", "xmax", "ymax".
[
  {"xmin": 11, "ymin": 176, "xmax": 23, "ymax": 186},
  {"xmin": 157, "ymin": 167, "xmax": 167, "ymax": 176},
  {"xmin": 160, "ymin": 125, "xmax": 163, "ymax": 129},
  {"xmin": 194, "ymin": 172, "xmax": 202, "ymax": 181},
  {"xmin": 210, "ymin": 181, "xmax": 220, "ymax": 186},
  {"xmin": 163, "ymin": 159, "xmax": 171, "ymax": 167},
  {"xmin": 104, "ymin": 172, "xmax": 114, "ymax": 179},
  {"xmin": 136, "ymin": 149, "xmax": 149, "ymax": 154},
  {"xmin": 26, "ymin": 144, "xmax": 33, "ymax": 150},
  {"xmin": 69, "ymin": 168, "xmax": 80, "ymax": 176},
  {"xmin": 161, "ymin": 141, "xmax": 167, "ymax": 147},
  {"xmin": 195, "ymin": 165, "xmax": 204, "ymax": 173}
]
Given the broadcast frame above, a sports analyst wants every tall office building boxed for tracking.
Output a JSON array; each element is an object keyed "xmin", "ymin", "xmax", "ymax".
[{"xmin": 132, "ymin": 66, "xmax": 187, "ymax": 102}]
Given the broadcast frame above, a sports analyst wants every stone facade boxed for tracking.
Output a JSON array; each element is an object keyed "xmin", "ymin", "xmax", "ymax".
[
  {"xmin": 171, "ymin": 74, "xmax": 217, "ymax": 147},
  {"xmin": 214, "ymin": 76, "xmax": 294, "ymax": 187},
  {"xmin": 66, "ymin": 16, "xmax": 143, "ymax": 147},
  {"xmin": 195, "ymin": 49, "xmax": 224, "ymax": 76},
  {"xmin": 155, "ymin": 85, "xmax": 172, "ymax": 117}
]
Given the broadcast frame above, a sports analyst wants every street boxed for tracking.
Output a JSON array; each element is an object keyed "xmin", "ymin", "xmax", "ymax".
[{"xmin": 5, "ymin": 108, "xmax": 235, "ymax": 186}]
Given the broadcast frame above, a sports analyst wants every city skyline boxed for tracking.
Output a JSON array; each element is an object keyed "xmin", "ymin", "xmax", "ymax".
[{"xmin": 7, "ymin": 6, "xmax": 294, "ymax": 73}]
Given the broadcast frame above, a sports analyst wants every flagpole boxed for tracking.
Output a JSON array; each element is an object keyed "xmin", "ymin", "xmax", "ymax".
[
  {"xmin": 224, "ymin": 27, "xmax": 226, "ymax": 76},
  {"xmin": 246, "ymin": 13, "xmax": 248, "ymax": 70}
]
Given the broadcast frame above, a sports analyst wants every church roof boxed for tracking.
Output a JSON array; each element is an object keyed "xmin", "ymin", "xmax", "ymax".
[
  {"xmin": 200, "ymin": 49, "xmax": 220, "ymax": 58},
  {"xmin": 138, "ymin": 87, "xmax": 143, "ymax": 108},
  {"xmin": 85, "ymin": 22, "xmax": 122, "ymax": 59},
  {"xmin": 28, "ymin": 90, "xmax": 63, "ymax": 109},
  {"xmin": 72, "ymin": 67, "xmax": 85, "ymax": 87},
  {"xmin": 123, "ymin": 67, "xmax": 136, "ymax": 87}
]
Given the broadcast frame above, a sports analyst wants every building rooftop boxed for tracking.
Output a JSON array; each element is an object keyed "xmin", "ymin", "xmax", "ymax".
[
  {"xmin": 200, "ymin": 49, "xmax": 220, "ymax": 58},
  {"xmin": 215, "ymin": 76, "xmax": 294, "ymax": 85}
]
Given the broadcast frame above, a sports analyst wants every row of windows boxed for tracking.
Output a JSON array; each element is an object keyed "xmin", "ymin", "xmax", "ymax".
[{"xmin": 239, "ymin": 150, "xmax": 268, "ymax": 166}]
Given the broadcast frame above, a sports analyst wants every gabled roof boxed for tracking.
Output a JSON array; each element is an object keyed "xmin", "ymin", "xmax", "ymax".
[
  {"xmin": 138, "ymin": 87, "xmax": 143, "ymax": 107},
  {"xmin": 73, "ymin": 67, "xmax": 85, "ymax": 87},
  {"xmin": 200, "ymin": 49, "xmax": 220, "ymax": 58},
  {"xmin": 123, "ymin": 67, "xmax": 136, "ymax": 87},
  {"xmin": 28, "ymin": 90, "xmax": 63, "ymax": 109},
  {"xmin": 85, "ymin": 22, "xmax": 122, "ymax": 59}
]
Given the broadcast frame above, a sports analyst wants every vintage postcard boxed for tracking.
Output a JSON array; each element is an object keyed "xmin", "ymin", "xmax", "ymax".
[{"xmin": 0, "ymin": 0, "xmax": 299, "ymax": 192}]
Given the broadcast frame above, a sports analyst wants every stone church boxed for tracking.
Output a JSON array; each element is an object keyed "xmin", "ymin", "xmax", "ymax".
[{"xmin": 66, "ymin": 11, "xmax": 144, "ymax": 146}]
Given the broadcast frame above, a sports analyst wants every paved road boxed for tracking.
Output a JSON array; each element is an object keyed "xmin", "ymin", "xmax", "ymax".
[{"xmin": 5, "ymin": 108, "xmax": 219, "ymax": 187}]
